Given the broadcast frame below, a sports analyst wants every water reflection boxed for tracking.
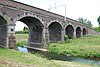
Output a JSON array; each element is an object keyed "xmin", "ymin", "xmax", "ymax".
[{"xmin": 18, "ymin": 46, "xmax": 28, "ymax": 53}]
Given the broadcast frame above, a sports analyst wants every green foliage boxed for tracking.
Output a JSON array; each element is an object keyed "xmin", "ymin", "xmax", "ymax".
[
  {"xmin": 17, "ymin": 41, "xmax": 27, "ymax": 47},
  {"xmin": 15, "ymin": 30, "xmax": 29, "ymax": 34},
  {"xmin": 94, "ymin": 27, "xmax": 100, "ymax": 32},
  {"xmin": 16, "ymin": 26, "xmax": 29, "ymax": 34},
  {"xmin": 23, "ymin": 26, "xmax": 29, "ymax": 31},
  {"xmin": 48, "ymin": 35, "xmax": 100, "ymax": 59},
  {"xmin": 77, "ymin": 17, "xmax": 93, "ymax": 27},
  {"xmin": 97, "ymin": 16, "xmax": 100, "ymax": 27},
  {"xmin": 64, "ymin": 35, "xmax": 68, "ymax": 43}
]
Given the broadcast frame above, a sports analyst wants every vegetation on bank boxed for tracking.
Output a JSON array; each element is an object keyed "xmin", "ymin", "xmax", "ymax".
[
  {"xmin": 17, "ymin": 41, "xmax": 27, "ymax": 47},
  {"xmin": 15, "ymin": 34, "xmax": 100, "ymax": 59},
  {"xmin": 16, "ymin": 34, "xmax": 28, "ymax": 47},
  {"xmin": 0, "ymin": 34, "xmax": 99, "ymax": 66},
  {"xmin": 48, "ymin": 35, "xmax": 100, "ymax": 59},
  {"xmin": 94, "ymin": 27, "xmax": 100, "ymax": 32},
  {"xmin": 0, "ymin": 48, "xmax": 92, "ymax": 67},
  {"xmin": 16, "ymin": 34, "xmax": 28, "ymax": 42}
]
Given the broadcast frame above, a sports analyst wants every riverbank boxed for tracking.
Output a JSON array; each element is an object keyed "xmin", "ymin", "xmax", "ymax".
[
  {"xmin": 0, "ymin": 48, "xmax": 94, "ymax": 67},
  {"xmin": 48, "ymin": 35, "xmax": 100, "ymax": 59}
]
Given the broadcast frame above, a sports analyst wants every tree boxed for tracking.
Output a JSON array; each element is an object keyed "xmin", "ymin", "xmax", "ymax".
[
  {"xmin": 23, "ymin": 26, "xmax": 29, "ymax": 34},
  {"xmin": 23, "ymin": 26, "xmax": 29, "ymax": 31},
  {"xmin": 97, "ymin": 16, "xmax": 100, "ymax": 27},
  {"xmin": 94, "ymin": 27, "xmax": 100, "ymax": 32},
  {"xmin": 77, "ymin": 17, "xmax": 84, "ymax": 23},
  {"xmin": 77, "ymin": 17, "xmax": 93, "ymax": 28}
]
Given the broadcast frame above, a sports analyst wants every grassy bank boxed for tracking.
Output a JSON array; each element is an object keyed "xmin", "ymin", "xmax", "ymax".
[
  {"xmin": 0, "ymin": 48, "xmax": 93, "ymax": 67},
  {"xmin": 15, "ymin": 34, "xmax": 100, "ymax": 59},
  {"xmin": 48, "ymin": 35, "xmax": 100, "ymax": 59},
  {"xmin": 16, "ymin": 34, "xmax": 28, "ymax": 42}
]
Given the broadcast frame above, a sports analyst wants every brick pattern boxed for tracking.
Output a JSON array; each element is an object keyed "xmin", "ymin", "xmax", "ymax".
[
  {"xmin": 0, "ymin": 6, "xmax": 23, "ymax": 18},
  {"xmin": 0, "ymin": 0, "xmax": 87, "ymax": 27}
]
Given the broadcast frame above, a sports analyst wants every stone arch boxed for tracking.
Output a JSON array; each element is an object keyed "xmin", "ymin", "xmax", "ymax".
[
  {"xmin": 14, "ymin": 13, "xmax": 45, "ymax": 26},
  {"xmin": 65, "ymin": 25, "xmax": 74, "ymax": 39},
  {"xmin": 0, "ymin": 15, "xmax": 7, "ymax": 47},
  {"xmin": 76, "ymin": 26, "xmax": 81, "ymax": 38},
  {"xmin": 83, "ymin": 28, "xmax": 87, "ymax": 36},
  {"xmin": 15, "ymin": 16, "xmax": 45, "ymax": 48},
  {"xmin": 48, "ymin": 22, "xmax": 63, "ymax": 42},
  {"xmin": 48, "ymin": 20, "xmax": 63, "ymax": 28}
]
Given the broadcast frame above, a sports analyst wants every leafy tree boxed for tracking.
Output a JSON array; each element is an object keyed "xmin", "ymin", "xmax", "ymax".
[
  {"xmin": 23, "ymin": 26, "xmax": 29, "ymax": 31},
  {"xmin": 94, "ymin": 27, "xmax": 100, "ymax": 32},
  {"xmin": 77, "ymin": 17, "xmax": 84, "ymax": 23},
  {"xmin": 77, "ymin": 17, "xmax": 93, "ymax": 27},
  {"xmin": 97, "ymin": 16, "xmax": 100, "ymax": 27}
]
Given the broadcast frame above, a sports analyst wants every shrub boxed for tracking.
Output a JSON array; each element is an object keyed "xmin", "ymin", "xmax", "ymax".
[
  {"xmin": 64, "ymin": 35, "xmax": 70, "ymax": 43},
  {"xmin": 64, "ymin": 35, "xmax": 68, "ymax": 42},
  {"xmin": 17, "ymin": 41, "xmax": 27, "ymax": 47}
]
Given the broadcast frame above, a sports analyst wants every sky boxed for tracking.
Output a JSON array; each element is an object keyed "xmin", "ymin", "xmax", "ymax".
[{"xmin": 14, "ymin": 0, "xmax": 100, "ymax": 31}]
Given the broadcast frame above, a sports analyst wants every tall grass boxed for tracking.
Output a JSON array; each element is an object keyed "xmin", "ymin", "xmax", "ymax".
[
  {"xmin": 15, "ymin": 34, "xmax": 100, "ymax": 58},
  {"xmin": 48, "ymin": 35, "xmax": 100, "ymax": 59}
]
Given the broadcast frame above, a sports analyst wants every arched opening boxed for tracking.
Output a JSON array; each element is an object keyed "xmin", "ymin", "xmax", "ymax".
[
  {"xmin": 0, "ymin": 16, "xmax": 7, "ymax": 47},
  {"xmin": 15, "ymin": 21, "xmax": 28, "ymax": 42},
  {"xmin": 15, "ymin": 16, "xmax": 44, "ymax": 48},
  {"xmin": 65, "ymin": 25, "xmax": 74, "ymax": 39},
  {"xmin": 83, "ymin": 28, "xmax": 87, "ymax": 36},
  {"xmin": 76, "ymin": 27, "xmax": 81, "ymax": 38},
  {"xmin": 48, "ymin": 22, "xmax": 62, "ymax": 42}
]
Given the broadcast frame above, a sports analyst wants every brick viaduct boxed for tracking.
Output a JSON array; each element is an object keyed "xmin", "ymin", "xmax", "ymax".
[{"xmin": 0, "ymin": 0, "xmax": 97, "ymax": 49}]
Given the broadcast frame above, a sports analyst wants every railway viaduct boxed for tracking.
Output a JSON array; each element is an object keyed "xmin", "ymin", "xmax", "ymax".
[{"xmin": 0, "ymin": 0, "xmax": 97, "ymax": 49}]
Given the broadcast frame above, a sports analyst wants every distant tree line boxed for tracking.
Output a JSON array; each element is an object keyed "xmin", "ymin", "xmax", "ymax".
[
  {"xmin": 94, "ymin": 16, "xmax": 100, "ymax": 32},
  {"xmin": 77, "ymin": 17, "xmax": 93, "ymax": 28},
  {"xmin": 16, "ymin": 26, "xmax": 29, "ymax": 34}
]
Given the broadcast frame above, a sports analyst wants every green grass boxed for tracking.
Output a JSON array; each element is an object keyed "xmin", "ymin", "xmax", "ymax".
[
  {"xmin": 16, "ymin": 34, "xmax": 28, "ymax": 42},
  {"xmin": 0, "ymin": 48, "xmax": 92, "ymax": 67},
  {"xmin": 15, "ymin": 34, "xmax": 100, "ymax": 58},
  {"xmin": 0, "ymin": 34, "xmax": 99, "ymax": 66},
  {"xmin": 48, "ymin": 35, "xmax": 100, "ymax": 59}
]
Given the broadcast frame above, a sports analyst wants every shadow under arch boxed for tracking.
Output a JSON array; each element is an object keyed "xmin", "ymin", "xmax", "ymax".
[
  {"xmin": 0, "ymin": 15, "xmax": 7, "ymax": 47},
  {"xmin": 48, "ymin": 22, "xmax": 63, "ymax": 42},
  {"xmin": 76, "ymin": 26, "xmax": 81, "ymax": 38},
  {"xmin": 16, "ymin": 16, "xmax": 44, "ymax": 48},
  {"xmin": 83, "ymin": 28, "xmax": 87, "ymax": 36},
  {"xmin": 65, "ymin": 25, "xmax": 74, "ymax": 39}
]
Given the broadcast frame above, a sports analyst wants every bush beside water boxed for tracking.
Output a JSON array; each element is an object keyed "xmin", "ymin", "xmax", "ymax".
[
  {"xmin": 16, "ymin": 34, "xmax": 100, "ymax": 59},
  {"xmin": 48, "ymin": 35, "xmax": 100, "ymax": 59},
  {"xmin": 17, "ymin": 41, "xmax": 27, "ymax": 47}
]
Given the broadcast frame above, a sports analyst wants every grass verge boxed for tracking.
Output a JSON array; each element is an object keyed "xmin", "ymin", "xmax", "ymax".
[
  {"xmin": 0, "ymin": 47, "xmax": 94, "ymax": 67},
  {"xmin": 48, "ymin": 35, "xmax": 100, "ymax": 59}
]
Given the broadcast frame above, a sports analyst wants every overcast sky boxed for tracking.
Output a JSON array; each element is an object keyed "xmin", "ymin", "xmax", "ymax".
[{"xmin": 14, "ymin": 0, "xmax": 100, "ymax": 31}]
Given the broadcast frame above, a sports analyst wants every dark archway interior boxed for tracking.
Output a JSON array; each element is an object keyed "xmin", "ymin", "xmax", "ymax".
[
  {"xmin": 49, "ymin": 22, "xmax": 62, "ymax": 42},
  {"xmin": 18, "ymin": 16, "xmax": 43, "ymax": 47},
  {"xmin": 65, "ymin": 25, "xmax": 74, "ymax": 39},
  {"xmin": 0, "ymin": 16, "xmax": 7, "ymax": 46},
  {"xmin": 83, "ymin": 28, "xmax": 86, "ymax": 35},
  {"xmin": 76, "ymin": 27, "xmax": 81, "ymax": 38}
]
